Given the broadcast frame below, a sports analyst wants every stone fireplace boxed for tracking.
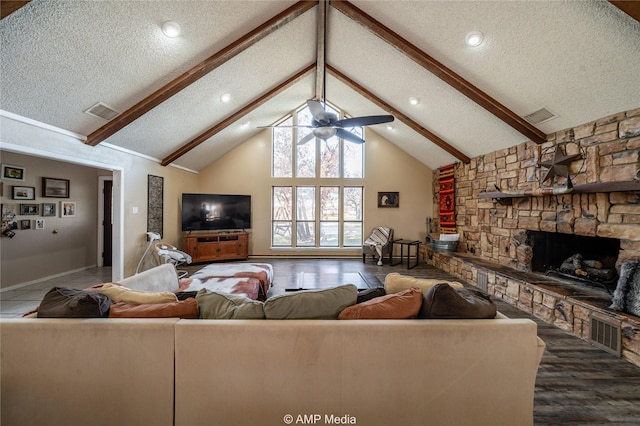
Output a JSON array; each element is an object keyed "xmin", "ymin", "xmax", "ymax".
[{"xmin": 428, "ymin": 107, "xmax": 640, "ymax": 366}]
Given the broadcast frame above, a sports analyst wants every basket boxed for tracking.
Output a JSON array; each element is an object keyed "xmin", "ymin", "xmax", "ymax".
[{"xmin": 431, "ymin": 240, "xmax": 458, "ymax": 253}]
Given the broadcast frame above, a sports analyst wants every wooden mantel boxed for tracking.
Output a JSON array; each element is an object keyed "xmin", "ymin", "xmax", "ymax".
[{"xmin": 478, "ymin": 180, "xmax": 640, "ymax": 200}]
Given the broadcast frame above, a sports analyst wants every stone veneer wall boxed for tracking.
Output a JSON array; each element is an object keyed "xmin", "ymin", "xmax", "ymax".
[
  {"xmin": 428, "ymin": 107, "xmax": 640, "ymax": 367},
  {"xmin": 435, "ymin": 107, "xmax": 640, "ymax": 270}
]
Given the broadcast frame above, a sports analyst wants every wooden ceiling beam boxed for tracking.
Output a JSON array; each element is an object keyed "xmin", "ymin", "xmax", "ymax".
[
  {"xmin": 1, "ymin": 1, "xmax": 30, "ymax": 19},
  {"xmin": 327, "ymin": 64, "xmax": 471, "ymax": 164},
  {"xmin": 161, "ymin": 63, "xmax": 316, "ymax": 166},
  {"xmin": 609, "ymin": 1, "xmax": 640, "ymax": 23},
  {"xmin": 331, "ymin": 0, "xmax": 548, "ymax": 145},
  {"xmin": 86, "ymin": 0, "xmax": 317, "ymax": 147}
]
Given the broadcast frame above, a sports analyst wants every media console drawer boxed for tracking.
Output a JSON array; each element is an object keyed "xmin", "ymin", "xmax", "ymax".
[{"xmin": 184, "ymin": 232, "xmax": 248, "ymax": 263}]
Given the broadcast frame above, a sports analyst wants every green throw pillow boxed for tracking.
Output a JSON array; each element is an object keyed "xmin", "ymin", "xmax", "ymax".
[
  {"xmin": 264, "ymin": 284, "xmax": 358, "ymax": 319},
  {"xmin": 196, "ymin": 289, "xmax": 265, "ymax": 319}
]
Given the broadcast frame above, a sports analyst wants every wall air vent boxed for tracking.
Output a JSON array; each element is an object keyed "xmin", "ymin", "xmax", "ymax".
[
  {"xmin": 477, "ymin": 271, "xmax": 488, "ymax": 292},
  {"xmin": 523, "ymin": 108, "xmax": 557, "ymax": 125},
  {"xmin": 84, "ymin": 102, "xmax": 120, "ymax": 120},
  {"xmin": 590, "ymin": 314, "xmax": 621, "ymax": 357}
]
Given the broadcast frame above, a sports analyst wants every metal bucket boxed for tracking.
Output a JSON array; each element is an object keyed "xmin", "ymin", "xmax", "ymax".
[{"xmin": 431, "ymin": 240, "xmax": 458, "ymax": 252}]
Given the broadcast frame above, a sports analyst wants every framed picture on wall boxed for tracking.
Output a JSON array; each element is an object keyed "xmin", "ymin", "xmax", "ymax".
[
  {"xmin": 20, "ymin": 203, "xmax": 39, "ymax": 215},
  {"xmin": 35, "ymin": 219, "xmax": 45, "ymax": 230},
  {"xmin": 61, "ymin": 201, "xmax": 76, "ymax": 217},
  {"xmin": 42, "ymin": 203, "xmax": 56, "ymax": 217},
  {"xmin": 42, "ymin": 177, "xmax": 70, "ymax": 198},
  {"xmin": 20, "ymin": 219, "xmax": 32, "ymax": 230},
  {"xmin": 377, "ymin": 192, "xmax": 399, "ymax": 208},
  {"xmin": 1, "ymin": 164, "xmax": 25, "ymax": 181},
  {"xmin": 12, "ymin": 186, "xmax": 35, "ymax": 200}
]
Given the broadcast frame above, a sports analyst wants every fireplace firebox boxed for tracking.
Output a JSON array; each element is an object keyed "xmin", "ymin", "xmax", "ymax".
[{"xmin": 529, "ymin": 231, "xmax": 620, "ymax": 292}]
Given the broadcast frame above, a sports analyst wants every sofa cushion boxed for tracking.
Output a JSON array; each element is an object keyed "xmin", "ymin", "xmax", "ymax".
[
  {"xmin": 196, "ymin": 290, "xmax": 265, "ymax": 319},
  {"xmin": 339, "ymin": 287, "xmax": 423, "ymax": 320},
  {"xmin": 37, "ymin": 287, "xmax": 111, "ymax": 318},
  {"xmin": 418, "ymin": 283, "xmax": 497, "ymax": 319},
  {"xmin": 384, "ymin": 272, "xmax": 464, "ymax": 294},
  {"xmin": 101, "ymin": 283, "xmax": 178, "ymax": 304},
  {"xmin": 109, "ymin": 298, "xmax": 199, "ymax": 318},
  {"xmin": 264, "ymin": 284, "xmax": 358, "ymax": 319}
]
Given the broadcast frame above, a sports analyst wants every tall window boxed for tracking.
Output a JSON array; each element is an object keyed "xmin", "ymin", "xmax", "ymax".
[{"xmin": 272, "ymin": 103, "xmax": 364, "ymax": 248}]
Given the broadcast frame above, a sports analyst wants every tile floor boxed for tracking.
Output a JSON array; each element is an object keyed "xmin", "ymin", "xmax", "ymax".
[{"xmin": 0, "ymin": 267, "xmax": 113, "ymax": 318}]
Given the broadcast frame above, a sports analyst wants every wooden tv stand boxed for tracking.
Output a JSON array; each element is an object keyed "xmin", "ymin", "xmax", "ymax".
[{"xmin": 183, "ymin": 231, "xmax": 248, "ymax": 263}]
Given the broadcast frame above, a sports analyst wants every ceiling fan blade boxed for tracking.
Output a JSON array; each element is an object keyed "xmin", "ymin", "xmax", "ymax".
[
  {"xmin": 307, "ymin": 99, "xmax": 326, "ymax": 118},
  {"xmin": 334, "ymin": 115, "xmax": 395, "ymax": 128},
  {"xmin": 297, "ymin": 131, "xmax": 316, "ymax": 145},
  {"xmin": 307, "ymin": 99, "xmax": 336, "ymax": 125},
  {"xmin": 257, "ymin": 125, "xmax": 313, "ymax": 129},
  {"xmin": 336, "ymin": 128, "xmax": 365, "ymax": 144}
]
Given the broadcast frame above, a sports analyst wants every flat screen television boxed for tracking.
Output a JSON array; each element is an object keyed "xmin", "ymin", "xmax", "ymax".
[{"xmin": 181, "ymin": 193, "xmax": 251, "ymax": 232}]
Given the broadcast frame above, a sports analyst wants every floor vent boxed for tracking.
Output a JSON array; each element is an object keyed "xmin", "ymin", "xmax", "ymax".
[
  {"xmin": 84, "ymin": 102, "xmax": 120, "ymax": 120},
  {"xmin": 590, "ymin": 315, "xmax": 621, "ymax": 357},
  {"xmin": 523, "ymin": 107, "xmax": 557, "ymax": 125},
  {"xmin": 477, "ymin": 271, "xmax": 488, "ymax": 292}
]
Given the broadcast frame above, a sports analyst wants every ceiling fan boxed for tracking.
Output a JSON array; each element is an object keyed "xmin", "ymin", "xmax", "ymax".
[{"xmin": 260, "ymin": 0, "xmax": 394, "ymax": 145}]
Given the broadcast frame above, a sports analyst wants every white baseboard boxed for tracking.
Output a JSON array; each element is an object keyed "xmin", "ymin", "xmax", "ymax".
[{"xmin": 0, "ymin": 265, "xmax": 98, "ymax": 292}]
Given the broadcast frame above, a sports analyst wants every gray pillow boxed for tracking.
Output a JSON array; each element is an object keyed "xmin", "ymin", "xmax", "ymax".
[
  {"xmin": 264, "ymin": 284, "xmax": 358, "ymax": 319},
  {"xmin": 196, "ymin": 289, "xmax": 264, "ymax": 319}
]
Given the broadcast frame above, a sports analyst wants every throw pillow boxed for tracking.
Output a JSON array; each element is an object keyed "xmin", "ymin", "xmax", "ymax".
[
  {"xmin": 356, "ymin": 287, "xmax": 386, "ymax": 304},
  {"xmin": 101, "ymin": 283, "xmax": 178, "ymax": 304},
  {"xmin": 109, "ymin": 298, "xmax": 199, "ymax": 318},
  {"xmin": 196, "ymin": 289, "xmax": 265, "ymax": 319},
  {"xmin": 339, "ymin": 287, "xmax": 423, "ymax": 320},
  {"xmin": 37, "ymin": 287, "xmax": 111, "ymax": 318},
  {"xmin": 263, "ymin": 284, "xmax": 358, "ymax": 319},
  {"xmin": 418, "ymin": 283, "xmax": 497, "ymax": 319},
  {"xmin": 384, "ymin": 272, "xmax": 463, "ymax": 294}
]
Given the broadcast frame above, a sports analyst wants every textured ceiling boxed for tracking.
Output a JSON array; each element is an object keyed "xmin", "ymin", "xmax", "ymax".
[{"xmin": 1, "ymin": 0, "xmax": 639, "ymax": 171}]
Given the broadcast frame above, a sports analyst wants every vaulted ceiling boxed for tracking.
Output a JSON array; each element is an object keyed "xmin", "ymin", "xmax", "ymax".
[{"xmin": 1, "ymin": 1, "xmax": 639, "ymax": 171}]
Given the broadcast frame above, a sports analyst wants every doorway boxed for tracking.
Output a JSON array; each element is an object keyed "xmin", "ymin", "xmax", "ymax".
[{"xmin": 98, "ymin": 176, "xmax": 113, "ymax": 267}]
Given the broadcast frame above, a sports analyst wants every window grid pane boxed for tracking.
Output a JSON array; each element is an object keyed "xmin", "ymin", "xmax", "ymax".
[
  {"xmin": 272, "ymin": 186, "xmax": 292, "ymax": 246},
  {"xmin": 343, "ymin": 186, "xmax": 363, "ymax": 221},
  {"xmin": 272, "ymin": 116, "xmax": 293, "ymax": 178},
  {"xmin": 343, "ymin": 222, "xmax": 363, "ymax": 247}
]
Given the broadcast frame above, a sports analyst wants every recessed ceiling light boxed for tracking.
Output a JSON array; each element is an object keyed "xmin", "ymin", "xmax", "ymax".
[
  {"xmin": 465, "ymin": 31, "xmax": 484, "ymax": 47},
  {"xmin": 220, "ymin": 93, "xmax": 231, "ymax": 103},
  {"xmin": 409, "ymin": 97, "xmax": 420, "ymax": 106},
  {"xmin": 386, "ymin": 124, "xmax": 394, "ymax": 130},
  {"xmin": 161, "ymin": 21, "xmax": 181, "ymax": 38},
  {"xmin": 241, "ymin": 121, "xmax": 250, "ymax": 128}
]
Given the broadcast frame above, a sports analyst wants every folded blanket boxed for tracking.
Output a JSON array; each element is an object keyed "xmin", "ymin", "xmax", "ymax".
[{"xmin": 364, "ymin": 227, "xmax": 391, "ymax": 260}]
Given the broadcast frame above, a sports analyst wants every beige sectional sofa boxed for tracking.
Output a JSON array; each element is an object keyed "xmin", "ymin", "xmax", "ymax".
[{"xmin": 1, "ymin": 265, "xmax": 546, "ymax": 426}]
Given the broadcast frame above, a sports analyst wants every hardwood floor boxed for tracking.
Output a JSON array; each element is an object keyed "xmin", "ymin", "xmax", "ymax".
[{"xmin": 3, "ymin": 257, "xmax": 640, "ymax": 424}]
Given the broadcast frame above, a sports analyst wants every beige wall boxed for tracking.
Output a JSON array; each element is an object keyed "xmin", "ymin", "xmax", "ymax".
[
  {"xmin": 1, "ymin": 152, "xmax": 101, "ymax": 286},
  {"xmin": 196, "ymin": 129, "xmax": 433, "ymax": 256}
]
